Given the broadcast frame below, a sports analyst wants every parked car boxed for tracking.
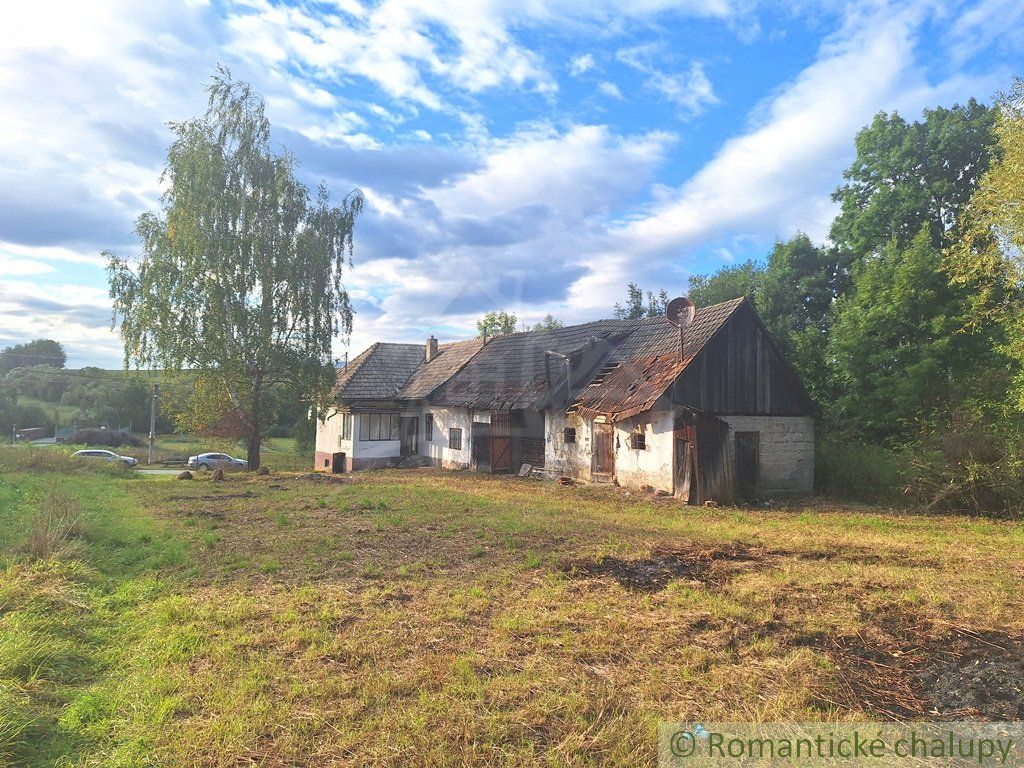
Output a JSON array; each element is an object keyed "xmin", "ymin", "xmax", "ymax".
[
  {"xmin": 187, "ymin": 452, "xmax": 248, "ymax": 472},
  {"xmin": 72, "ymin": 449, "xmax": 138, "ymax": 468}
]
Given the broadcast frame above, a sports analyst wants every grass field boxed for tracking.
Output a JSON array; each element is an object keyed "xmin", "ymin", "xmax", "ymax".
[{"xmin": 2, "ymin": 449, "xmax": 1023, "ymax": 766}]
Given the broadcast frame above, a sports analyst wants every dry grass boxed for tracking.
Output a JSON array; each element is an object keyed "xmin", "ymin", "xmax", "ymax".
[
  {"xmin": 5, "ymin": 468, "xmax": 1024, "ymax": 766},
  {"xmin": 23, "ymin": 488, "xmax": 82, "ymax": 561}
]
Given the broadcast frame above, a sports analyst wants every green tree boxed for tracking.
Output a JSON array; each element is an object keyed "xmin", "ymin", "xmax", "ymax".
[
  {"xmin": 476, "ymin": 310, "xmax": 517, "ymax": 339},
  {"xmin": 613, "ymin": 283, "xmax": 669, "ymax": 319},
  {"xmin": 831, "ymin": 100, "xmax": 997, "ymax": 257},
  {"xmin": 687, "ymin": 260, "xmax": 761, "ymax": 307},
  {"xmin": 531, "ymin": 313, "xmax": 564, "ymax": 332},
  {"xmin": 106, "ymin": 68, "xmax": 362, "ymax": 469},
  {"xmin": 828, "ymin": 228, "xmax": 1001, "ymax": 441},
  {"xmin": 0, "ymin": 339, "xmax": 66, "ymax": 374}
]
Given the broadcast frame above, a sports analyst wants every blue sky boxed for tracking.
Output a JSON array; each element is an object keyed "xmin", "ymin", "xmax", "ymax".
[{"xmin": 0, "ymin": 0, "xmax": 1020, "ymax": 367}]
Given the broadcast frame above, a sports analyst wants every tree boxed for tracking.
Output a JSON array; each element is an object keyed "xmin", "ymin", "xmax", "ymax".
[
  {"xmin": 613, "ymin": 283, "xmax": 669, "ymax": 319},
  {"xmin": 531, "ymin": 313, "xmax": 564, "ymax": 331},
  {"xmin": 687, "ymin": 260, "xmax": 761, "ymax": 308},
  {"xmin": 106, "ymin": 68, "xmax": 362, "ymax": 469},
  {"xmin": 947, "ymin": 79, "xmax": 1024, "ymax": 408},
  {"xmin": 828, "ymin": 228, "xmax": 1001, "ymax": 441},
  {"xmin": 476, "ymin": 310, "xmax": 517, "ymax": 339},
  {"xmin": 831, "ymin": 100, "xmax": 997, "ymax": 257},
  {"xmin": 0, "ymin": 339, "xmax": 66, "ymax": 374}
]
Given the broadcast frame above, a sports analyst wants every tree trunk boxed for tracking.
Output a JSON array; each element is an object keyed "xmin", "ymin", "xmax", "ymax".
[{"xmin": 247, "ymin": 373, "xmax": 262, "ymax": 471}]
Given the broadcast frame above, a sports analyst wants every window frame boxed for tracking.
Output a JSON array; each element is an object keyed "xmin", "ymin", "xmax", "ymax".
[
  {"xmin": 448, "ymin": 427, "xmax": 463, "ymax": 451},
  {"xmin": 629, "ymin": 429, "xmax": 646, "ymax": 450},
  {"xmin": 358, "ymin": 412, "xmax": 400, "ymax": 441},
  {"xmin": 425, "ymin": 412, "xmax": 434, "ymax": 442},
  {"xmin": 340, "ymin": 413, "xmax": 352, "ymax": 441},
  {"xmin": 563, "ymin": 427, "xmax": 576, "ymax": 444}
]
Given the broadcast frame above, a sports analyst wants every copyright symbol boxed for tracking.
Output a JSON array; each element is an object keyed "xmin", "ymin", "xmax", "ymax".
[{"xmin": 670, "ymin": 730, "xmax": 697, "ymax": 757}]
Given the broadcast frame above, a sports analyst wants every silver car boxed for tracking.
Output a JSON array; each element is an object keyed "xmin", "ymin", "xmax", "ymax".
[
  {"xmin": 72, "ymin": 449, "xmax": 139, "ymax": 468},
  {"xmin": 187, "ymin": 452, "xmax": 248, "ymax": 472}
]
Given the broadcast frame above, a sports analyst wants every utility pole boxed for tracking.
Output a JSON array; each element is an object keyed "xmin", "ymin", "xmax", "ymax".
[{"xmin": 148, "ymin": 383, "xmax": 160, "ymax": 465}]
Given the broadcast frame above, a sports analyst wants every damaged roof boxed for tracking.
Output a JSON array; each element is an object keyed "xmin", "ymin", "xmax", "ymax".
[
  {"xmin": 332, "ymin": 297, "xmax": 751, "ymax": 415},
  {"xmin": 570, "ymin": 297, "xmax": 747, "ymax": 421}
]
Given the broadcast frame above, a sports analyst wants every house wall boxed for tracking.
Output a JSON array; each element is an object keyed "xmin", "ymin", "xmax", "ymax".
[
  {"xmin": 719, "ymin": 415, "xmax": 814, "ymax": 493},
  {"xmin": 613, "ymin": 407, "xmax": 675, "ymax": 493},
  {"xmin": 314, "ymin": 408, "xmax": 355, "ymax": 471},
  {"xmin": 544, "ymin": 410, "xmax": 593, "ymax": 481},
  {"xmin": 419, "ymin": 406, "xmax": 473, "ymax": 468}
]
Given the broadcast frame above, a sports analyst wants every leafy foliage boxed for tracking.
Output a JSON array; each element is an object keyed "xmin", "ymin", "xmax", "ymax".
[
  {"xmin": 476, "ymin": 310, "xmax": 517, "ymax": 338},
  {"xmin": 106, "ymin": 68, "xmax": 362, "ymax": 469},
  {"xmin": 531, "ymin": 314, "xmax": 564, "ymax": 331},
  {"xmin": 0, "ymin": 339, "xmax": 66, "ymax": 375},
  {"xmin": 613, "ymin": 283, "xmax": 669, "ymax": 319}
]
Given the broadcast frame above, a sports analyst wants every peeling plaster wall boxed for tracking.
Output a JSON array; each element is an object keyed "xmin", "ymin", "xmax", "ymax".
[
  {"xmin": 420, "ymin": 406, "xmax": 473, "ymax": 468},
  {"xmin": 613, "ymin": 407, "xmax": 675, "ymax": 493},
  {"xmin": 720, "ymin": 415, "xmax": 814, "ymax": 493},
  {"xmin": 544, "ymin": 410, "xmax": 593, "ymax": 481}
]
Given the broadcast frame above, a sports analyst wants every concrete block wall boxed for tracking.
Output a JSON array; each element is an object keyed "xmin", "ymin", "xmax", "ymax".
[{"xmin": 720, "ymin": 415, "xmax": 814, "ymax": 493}]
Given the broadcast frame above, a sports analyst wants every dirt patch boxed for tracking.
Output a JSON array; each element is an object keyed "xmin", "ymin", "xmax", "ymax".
[
  {"xmin": 167, "ymin": 492, "xmax": 256, "ymax": 502},
  {"xmin": 298, "ymin": 473, "xmax": 350, "ymax": 485},
  {"xmin": 919, "ymin": 631, "xmax": 1024, "ymax": 720},
  {"xmin": 561, "ymin": 543, "xmax": 767, "ymax": 592}
]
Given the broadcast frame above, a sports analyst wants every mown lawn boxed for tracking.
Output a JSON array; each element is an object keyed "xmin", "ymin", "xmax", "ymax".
[{"xmin": 2, "ymin": 450, "xmax": 1023, "ymax": 766}]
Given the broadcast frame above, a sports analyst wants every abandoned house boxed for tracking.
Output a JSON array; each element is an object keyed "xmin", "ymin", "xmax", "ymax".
[{"xmin": 314, "ymin": 296, "xmax": 815, "ymax": 502}]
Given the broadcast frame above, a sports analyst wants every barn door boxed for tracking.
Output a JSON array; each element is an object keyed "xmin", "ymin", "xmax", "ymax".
[
  {"xmin": 399, "ymin": 417, "xmax": 418, "ymax": 457},
  {"xmin": 735, "ymin": 431, "xmax": 759, "ymax": 500},
  {"xmin": 592, "ymin": 422, "xmax": 614, "ymax": 479},
  {"xmin": 674, "ymin": 437, "xmax": 695, "ymax": 503},
  {"xmin": 490, "ymin": 411, "xmax": 511, "ymax": 473}
]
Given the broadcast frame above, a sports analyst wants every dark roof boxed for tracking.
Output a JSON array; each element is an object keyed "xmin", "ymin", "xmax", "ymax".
[
  {"xmin": 398, "ymin": 338, "xmax": 484, "ymax": 400},
  {"xmin": 333, "ymin": 342, "xmax": 425, "ymax": 401},
  {"xmin": 570, "ymin": 298, "xmax": 746, "ymax": 420}
]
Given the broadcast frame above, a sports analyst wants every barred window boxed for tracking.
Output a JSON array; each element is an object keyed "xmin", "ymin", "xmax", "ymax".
[
  {"xmin": 629, "ymin": 429, "xmax": 646, "ymax": 450},
  {"xmin": 449, "ymin": 427, "xmax": 462, "ymax": 450},
  {"xmin": 563, "ymin": 427, "xmax": 576, "ymax": 444}
]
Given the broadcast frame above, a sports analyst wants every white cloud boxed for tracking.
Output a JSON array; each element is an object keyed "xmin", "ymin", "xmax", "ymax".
[
  {"xmin": 569, "ymin": 53, "xmax": 595, "ymax": 76},
  {"xmin": 616, "ymin": 44, "xmax": 718, "ymax": 116},
  {"xmin": 598, "ymin": 81, "xmax": 624, "ymax": 99}
]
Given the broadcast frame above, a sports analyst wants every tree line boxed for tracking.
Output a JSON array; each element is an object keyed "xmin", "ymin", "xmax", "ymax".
[{"xmin": 623, "ymin": 81, "xmax": 1024, "ymax": 511}]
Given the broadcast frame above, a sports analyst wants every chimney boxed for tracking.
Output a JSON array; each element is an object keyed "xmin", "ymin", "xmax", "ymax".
[{"xmin": 425, "ymin": 335, "xmax": 438, "ymax": 362}]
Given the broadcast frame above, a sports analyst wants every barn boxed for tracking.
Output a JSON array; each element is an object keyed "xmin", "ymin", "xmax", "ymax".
[{"xmin": 314, "ymin": 296, "xmax": 815, "ymax": 501}]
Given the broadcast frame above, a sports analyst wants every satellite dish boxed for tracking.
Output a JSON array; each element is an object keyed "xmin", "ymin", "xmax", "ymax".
[{"xmin": 666, "ymin": 297, "xmax": 696, "ymax": 328}]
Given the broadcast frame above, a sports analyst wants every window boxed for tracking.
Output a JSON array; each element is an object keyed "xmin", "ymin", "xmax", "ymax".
[
  {"xmin": 449, "ymin": 427, "xmax": 462, "ymax": 450},
  {"xmin": 629, "ymin": 429, "xmax": 646, "ymax": 450},
  {"xmin": 425, "ymin": 413, "xmax": 434, "ymax": 441},
  {"xmin": 359, "ymin": 412, "xmax": 400, "ymax": 441},
  {"xmin": 340, "ymin": 413, "xmax": 352, "ymax": 441},
  {"xmin": 563, "ymin": 427, "xmax": 576, "ymax": 444}
]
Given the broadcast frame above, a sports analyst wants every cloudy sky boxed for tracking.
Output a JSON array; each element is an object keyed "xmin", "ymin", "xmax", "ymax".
[{"xmin": 0, "ymin": 0, "xmax": 1020, "ymax": 367}]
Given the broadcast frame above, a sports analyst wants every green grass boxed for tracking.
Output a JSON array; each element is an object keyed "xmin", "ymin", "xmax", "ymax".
[{"xmin": 2, "ymin": 454, "xmax": 1024, "ymax": 765}]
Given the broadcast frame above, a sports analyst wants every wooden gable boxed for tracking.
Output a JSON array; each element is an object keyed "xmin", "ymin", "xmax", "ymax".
[{"xmin": 670, "ymin": 300, "xmax": 814, "ymax": 416}]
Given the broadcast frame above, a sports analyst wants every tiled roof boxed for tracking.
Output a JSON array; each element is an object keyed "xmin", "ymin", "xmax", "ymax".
[
  {"xmin": 398, "ymin": 338, "xmax": 484, "ymax": 400},
  {"xmin": 333, "ymin": 342, "xmax": 425, "ymax": 401}
]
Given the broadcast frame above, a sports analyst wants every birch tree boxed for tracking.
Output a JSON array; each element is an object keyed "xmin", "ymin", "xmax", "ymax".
[{"xmin": 106, "ymin": 68, "xmax": 362, "ymax": 469}]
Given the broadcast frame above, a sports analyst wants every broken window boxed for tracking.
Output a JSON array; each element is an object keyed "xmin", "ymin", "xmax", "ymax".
[
  {"xmin": 449, "ymin": 427, "xmax": 462, "ymax": 450},
  {"xmin": 425, "ymin": 413, "xmax": 434, "ymax": 441},
  {"xmin": 563, "ymin": 427, "xmax": 576, "ymax": 444}
]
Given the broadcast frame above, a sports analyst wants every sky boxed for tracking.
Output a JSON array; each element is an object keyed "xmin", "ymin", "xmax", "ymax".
[{"xmin": 0, "ymin": 0, "xmax": 1020, "ymax": 368}]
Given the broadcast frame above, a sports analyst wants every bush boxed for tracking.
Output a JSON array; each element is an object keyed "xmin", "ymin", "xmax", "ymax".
[
  {"xmin": 65, "ymin": 429, "xmax": 143, "ymax": 448},
  {"xmin": 815, "ymin": 438, "xmax": 907, "ymax": 501}
]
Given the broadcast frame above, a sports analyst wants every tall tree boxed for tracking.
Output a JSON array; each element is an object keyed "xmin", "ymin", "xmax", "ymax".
[
  {"xmin": 106, "ymin": 68, "xmax": 362, "ymax": 469},
  {"xmin": 828, "ymin": 228, "xmax": 1001, "ymax": 441},
  {"xmin": 476, "ymin": 310, "xmax": 517, "ymax": 339},
  {"xmin": 531, "ymin": 313, "xmax": 564, "ymax": 331},
  {"xmin": 0, "ymin": 339, "xmax": 66, "ymax": 374},
  {"xmin": 831, "ymin": 100, "xmax": 997, "ymax": 257},
  {"xmin": 613, "ymin": 282, "xmax": 669, "ymax": 319},
  {"xmin": 687, "ymin": 260, "xmax": 761, "ymax": 308},
  {"xmin": 948, "ymin": 79, "xmax": 1024, "ymax": 407}
]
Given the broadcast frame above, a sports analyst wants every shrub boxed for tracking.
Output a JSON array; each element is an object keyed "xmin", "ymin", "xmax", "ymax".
[
  {"xmin": 65, "ymin": 429, "xmax": 143, "ymax": 448},
  {"xmin": 815, "ymin": 438, "xmax": 907, "ymax": 501}
]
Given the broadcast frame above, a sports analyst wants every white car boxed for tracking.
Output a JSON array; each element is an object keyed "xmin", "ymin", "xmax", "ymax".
[
  {"xmin": 187, "ymin": 452, "xmax": 248, "ymax": 472},
  {"xmin": 72, "ymin": 449, "xmax": 139, "ymax": 468}
]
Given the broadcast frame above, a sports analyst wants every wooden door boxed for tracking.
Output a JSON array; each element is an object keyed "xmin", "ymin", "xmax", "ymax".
[
  {"xmin": 674, "ymin": 437, "xmax": 695, "ymax": 503},
  {"xmin": 490, "ymin": 411, "xmax": 511, "ymax": 473},
  {"xmin": 472, "ymin": 422, "xmax": 491, "ymax": 471},
  {"xmin": 399, "ymin": 417, "xmax": 418, "ymax": 457},
  {"xmin": 592, "ymin": 422, "xmax": 614, "ymax": 479},
  {"xmin": 735, "ymin": 431, "xmax": 759, "ymax": 500}
]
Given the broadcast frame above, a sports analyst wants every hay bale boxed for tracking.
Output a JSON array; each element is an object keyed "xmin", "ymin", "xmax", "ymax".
[
  {"xmin": 212, "ymin": 468, "xmax": 225, "ymax": 481},
  {"xmin": 177, "ymin": 471, "xmax": 193, "ymax": 480}
]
